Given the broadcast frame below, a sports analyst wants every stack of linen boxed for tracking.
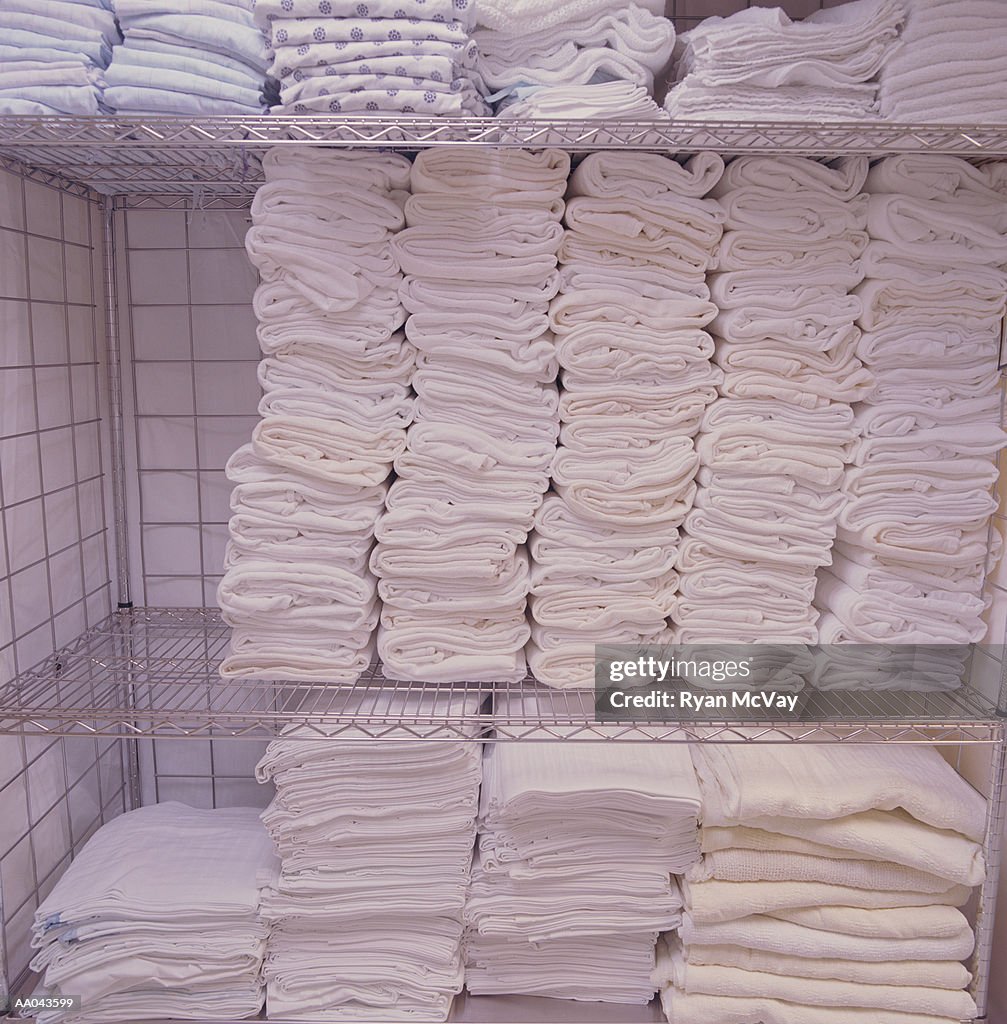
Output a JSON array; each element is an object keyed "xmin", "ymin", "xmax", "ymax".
[
  {"xmin": 475, "ymin": 0, "xmax": 674, "ymax": 118},
  {"xmin": 217, "ymin": 147, "xmax": 413, "ymax": 682},
  {"xmin": 815, "ymin": 154, "xmax": 1007, "ymax": 666},
  {"xmin": 465, "ymin": 696, "xmax": 701, "ymax": 1003},
  {"xmin": 254, "ymin": 0, "xmax": 490, "ymax": 117},
  {"xmin": 103, "ymin": 0, "xmax": 269, "ymax": 115},
  {"xmin": 373, "ymin": 148, "xmax": 569, "ymax": 683},
  {"xmin": 674, "ymin": 156, "xmax": 873, "ymax": 646},
  {"xmin": 880, "ymin": 0, "xmax": 1007, "ymax": 122},
  {"xmin": 28, "ymin": 803, "xmax": 277, "ymax": 1024},
  {"xmin": 0, "ymin": 0, "xmax": 119, "ymax": 115},
  {"xmin": 255, "ymin": 691, "xmax": 483, "ymax": 1021},
  {"xmin": 526, "ymin": 151, "xmax": 725, "ymax": 689},
  {"xmin": 665, "ymin": 0, "xmax": 905, "ymax": 121},
  {"xmin": 655, "ymin": 742, "xmax": 985, "ymax": 1024}
]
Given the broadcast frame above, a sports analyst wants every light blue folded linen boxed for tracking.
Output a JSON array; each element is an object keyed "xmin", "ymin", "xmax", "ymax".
[
  {"xmin": 0, "ymin": 23, "xmax": 111, "ymax": 66},
  {"xmin": 104, "ymin": 84, "xmax": 264, "ymax": 114},
  {"xmin": 114, "ymin": 0, "xmax": 257, "ymax": 30},
  {"xmin": 125, "ymin": 18, "xmax": 270, "ymax": 72},
  {"xmin": 0, "ymin": 42, "xmax": 95, "ymax": 66},
  {"xmin": 2, "ymin": 0, "xmax": 118, "ymax": 42},
  {"xmin": 113, "ymin": 43, "xmax": 264, "ymax": 91},
  {"xmin": 104, "ymin": 64, "xmax": 263, "ymax": 108},
  {"xmin": 0, "ymin": 85, "xmax": 101, "ymax": 115},
  {"xmin": 124, "ymin": 35, "xmax": 268, "ymax": 80}
]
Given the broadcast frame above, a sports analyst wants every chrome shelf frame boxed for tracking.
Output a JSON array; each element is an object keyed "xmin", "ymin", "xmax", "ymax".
[{"xmin": 2, "ymin": 115, "xmax": 1007, "ymax": 196}]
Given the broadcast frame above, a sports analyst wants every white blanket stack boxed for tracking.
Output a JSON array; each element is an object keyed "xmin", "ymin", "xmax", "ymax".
[
  {"xmin": 880, "ymin": 0, "xmax": 1007, "ymax": 122},
  {"xmin": 374, "ymin": 148, "xmax": 569, "ymax": 683},
  {"xmin": 465, "ymin": 696, "xmax": 701, "ymax": 1003},
  {"xmin": 0, "ymin": 0, "xmax": 119, "ymax": 115},
  {"xmin": 654, "ymin": 743, "xmax": 986, "ymax": 1024},
  {"xmin": 217, "ymin": 148, "xmax": 413, "ymax": 682},
  {"xmin": 474, "ymin": 0, "xmax": 673, "ymax": 118},
  {"xmin": 104, "ymin": 0, "xmax": 269, "ymax": 115},
  {"xmin": 256, "ymin": 692, "xmax": 482, "ymax": 1021},
  {"xmin": 254, "ymin": 0, "xmax": 489, "ymax": 117},
  {"xmin": 815, "ymin": 154, "xmax": 1007, "ymax": 666},
  {"xmin": 674, "ymin": 156, "xmax": 874, "ymax": 646},
  {"xmin": 28, "ymin": 803, "xmax": 277, "ymax": 1024},
  {"xmin": 525, "ymin": 151, "xmax": 725, "ymax": 688},
  {"xmin": 665, "ymin": 0, "xmax": 904, "ymax": 121}
]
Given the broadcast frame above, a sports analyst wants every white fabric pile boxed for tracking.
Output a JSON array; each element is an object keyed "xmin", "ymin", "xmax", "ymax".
[
  {"xmin": 256, "ymin": 691, "xmax": 482, "ymax": 1021},
  {"xmin": 665, "ymin": 0, "xmax": 904, "ymax": 121},
  {"xmin": 374, "ymin": 148, "xmax": 569, "ymax": 683},
  {"xmin": 218, "ymin": 148, "xmax": 414, "ymax": 682},
  {"xmin": 254, "ymin": 0, "xmax": 489, "ymax": 117},
  {"xmin": 674, "ymin": 156, "xmax": 874, "ymax": 646},
  {"xmin": 27, "ymin": 803, "xmax": 277, "ymax": 1024},
  {"xmin": 526, "ymin": 151, "xmax": 726, "ymax": 688},
  {"xmin": 475, "ymin": 0, "xmax": 673, "ymax": 118},
  {"xmin": 465, "ymin": 696, "xmax": 701, "ymax": 1003},
  {"xmin": 654, "ymin": 743, "xmax": 986, "ymax": 1024},
  {"xmin": 0, "ymin": 0, "xmax": 119, "ymax": 115},
  {"xmin": 816, "ymin": 154, "xmax": 1007, "ymax": 664},
  {"xmin": 104, "ymin": 0, "xmax": 269, "ymax": 115},
  {"xmin": 880, "ymin": 0, "xmax": 1007, "ymax": 122}
]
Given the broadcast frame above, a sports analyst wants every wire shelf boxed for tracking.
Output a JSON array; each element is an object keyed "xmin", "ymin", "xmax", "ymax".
[
  {"xmin": 2, "ymin": 116, "xmax": 1007, "ymax": 196},
  {"xmin": 0, "ymin": 608, "xmax": 1002, "ymax": 744}
]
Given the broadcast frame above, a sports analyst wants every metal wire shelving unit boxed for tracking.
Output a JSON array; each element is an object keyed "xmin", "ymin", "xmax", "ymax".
[{"xmin": 0, "ymin": 114, "xmax": 1006, "ymax": 1021}]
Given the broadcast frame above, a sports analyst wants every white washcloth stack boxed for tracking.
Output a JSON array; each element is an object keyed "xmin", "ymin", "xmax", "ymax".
[
  {"xmin": 525, "ymin": 152, "xmax": 726, "ymax": 689},
  {"xmin": 0, "ymin": 0, "xmax": 119, "ymax": 115},
  {"xmin": 815, "ymin": 154, "xmax": 1007, "ymax": 666},
  {"xmin": 373, "ymin": 148, "xmax": 569, "ymax": 683},
  {"xmin": 880, "ymin": 0, "xmax": 1007, "ymax": 122},
  {"xmin": 465, "ymin": 696, "xmax": 701, "ymax": 1003},
  {"xmin": 27, "ymin": 803, "xmax": 277, "ymax": 1024},
  {"xmin": 105, "ymin": 0, "xmax": 269, "ymax": 115},
  {"xmin": 217, "ymin": 148, "xmax": 414, "ymax": 682},
  {"xmin": 654, "ymin": 743, "xmax": 985, "ymax": 1024},
  {"xmin": 256, "ymin": 692, "xmax": 483, "ymax": 1021},
  {"xmin": 475, "ymin": 0, "xmax": 673, "ymax": 118},
  {"xmin": 674, "ymin": 156, "xmax": 874, "ymax": 646},
  {"xmin": 665, "ymin": 0, "xmax": 904, "ymax": 121},
  {"xmin": 254, "ymin": 0, "xmax": 490, "ymax": 116}
]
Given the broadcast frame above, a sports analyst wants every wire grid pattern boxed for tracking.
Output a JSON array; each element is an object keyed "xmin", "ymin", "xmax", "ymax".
[{"xmin": 0, "ymin": 163, "xmax": 124, "ymax": 1007}]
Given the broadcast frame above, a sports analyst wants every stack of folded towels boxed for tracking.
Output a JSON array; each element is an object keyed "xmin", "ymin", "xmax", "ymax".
[
  {"xmin": 474, "ymin": 0, "xmax": 674, "ymax": 118},
  {"xmin": 526, "ymin": 152, "xmax": 726, "ymax": 688},
  {"xmin": 0, "ymin": 0, "xmax": 119, "ymax": 115},
  {"xmin": 665, "ymin": 0, "xmax": 905, "ymax": 121},
  {"xmin": 103, "ymin": 0, "xmax": 269, "ymax": 115},
  {"xmin": 674, "ymin": 156, "xmax": 874, "ymax": 645},
  {"xmin": 655, "ymin": 742, "xmax": 985, "ymax": 1024},
  {"xmin": 465, "ymin": 696, "xmax": 701, "ymax": 1003},
  {"xmin": 815, "ymin": 153, "xmax": 1007, "ymax": 663},
  {"xmin": 28, "ymin": 803, "xmax": 277, "ymax": 1024},
  {"xmin": 880, "ymin": 0, "xmax": 1007, "ymax": 122},
  {"xmin": 374, "ymin": 148, "xmax": 569, "ymax": 683},
  {"xmin": 254, "ymin": 0, "xmax": 490, "ymax": 116},
  {"xmin": 217, "ymin": 147, "xmax": 413, "ymax": 682},
  {"xmin": 256, "ymin": 691, "xmax": 483, "ymax": 1021}
]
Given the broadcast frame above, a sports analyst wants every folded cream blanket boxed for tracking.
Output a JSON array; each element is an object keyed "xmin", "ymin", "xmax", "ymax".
[
  {"xmin": 410, "ymin": 148, "xmax": 571, "ymax": 205},
  {"xmin": 262, "ymin": 148, "xmax": 411, "ymax": 193},
  {"xmin": 695, "ymin": 425, "xmax": 848, "ymax": 488},
  {"xmin": 712, "ymin": 155, "xmax": 868, "ymax": 200},
  {"xmin": 570, "ymin": 151, "xmax": 724, "ymax": 201},
  {"xmin": 866, "ymin": 152, "xmax": 1007, "ymax": 202},
  {"xmin": 717, "ymin": 189, "xmax": 867, "ymax": 239},
  {"xmin": 715, "ymin": 229, "xmax": 868, "ymax": 278}
]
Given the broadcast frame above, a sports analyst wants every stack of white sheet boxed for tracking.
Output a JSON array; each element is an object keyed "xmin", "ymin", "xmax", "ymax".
[
  {"xmin": 28, "ymin": 803, "xmax": 277, "ymax": 1024},
  {"xmin": 218, "ymin": 148, "xmax": 413, "ymax": 682},
  {"xmin": 254, "ymin": 0, "xmax": 489, "ymax": 117},
  {"xmin": 665, "ymin": 0, "xmax": 904, "ymax": 121},
  {"xmin": 256, "ymin": 691, "xmax": 482, "ymax": 1021},
  {"xmin": 475, "ymin": 0, "xmax": 673, "ymax": 118},
  {"xmin": 104, "ymin": 0, "xmax": 269, "ymax": 115},
  {"xmin": 525, "ymin": 151, "xmax": 725, "ymax": 688},
  {"xmin": 465, "ymin": 695, "xmax": 701, "ymax": 1003},
  {"xmin": 816, "ymin": 154, "xmax": 1007, "ymax": 663},
  {"xmin": 0, "ymin": 0, "xmax": 119, "ymax": 115},
  {"xmin": 373, "ymin": 148, "xmax": 569, "ymax": 683},
  {"xmin": 880, "ymin": 0, "xmax": 1007, "ymax": 122},
  {"xmin": 654, "ymin": 743, "xmax": 986, "ymax": 1024},
  {"xmin": 675, "ymin": 156, "xmax": 874, "ymax": 646}
]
